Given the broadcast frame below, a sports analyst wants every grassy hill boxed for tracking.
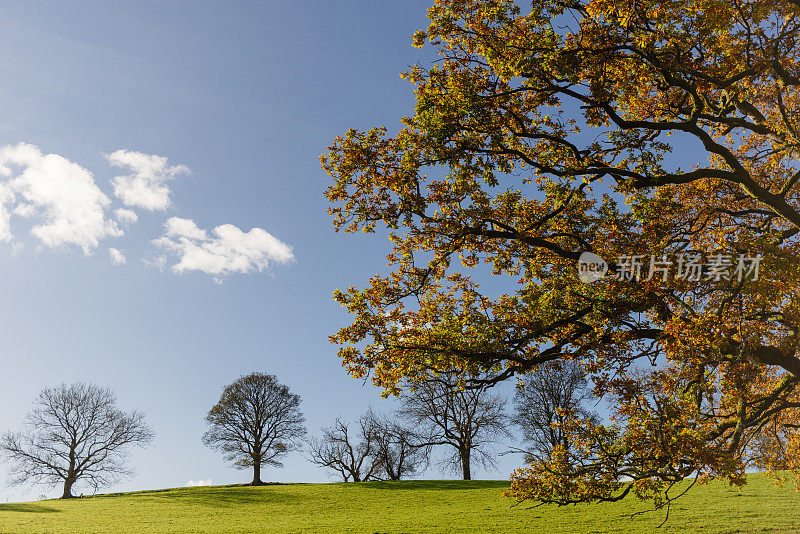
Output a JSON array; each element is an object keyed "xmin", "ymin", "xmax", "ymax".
[{"xmin": 1, "ymin": 476, "xmax": 800, "ymax": 533}]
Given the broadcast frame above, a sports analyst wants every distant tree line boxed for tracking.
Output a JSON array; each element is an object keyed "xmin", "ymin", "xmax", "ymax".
[{"xmin": 0, "ymin": 363, "xmax": 596, "ymax": 498}]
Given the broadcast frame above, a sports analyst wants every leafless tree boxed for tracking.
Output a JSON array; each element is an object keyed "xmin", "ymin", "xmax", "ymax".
[
  {"xmin": 399, "ymin": 373, "xmax": 509, "ymax": 480},
  {"xmin": 512, "ymin": 360, "xmax": 598, "ymax": 462},
  {"xmin": 0, "ymin": 383, "xmax": 154, "ymax": 499},
  {"xmin": 203, "ymin": 372, "xmax": 306, "ymax": 486},
  {"xmin": 371, "ymin": 413, "xmax": 428, "ymax": 481},
  {"xmin": 307, "ymin": 409, "xmax": 382, "ymax": 482},
  {"xmin": 309, "ymin": 409, "xmax": 428, "ymax": 482}
]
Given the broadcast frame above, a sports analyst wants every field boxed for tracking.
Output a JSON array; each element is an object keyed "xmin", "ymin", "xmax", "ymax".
[{"xmin": 2, "ymin": 476, "xmax": 800, "ymax": 533}]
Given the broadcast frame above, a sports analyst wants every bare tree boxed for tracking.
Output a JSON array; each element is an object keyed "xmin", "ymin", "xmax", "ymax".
[
  {"xmin": 512, "ymin": 360, "xmax": 597, "ymax": 462},
  {"xmin": 0, "ymin": 382, "xmax": 154, "ymax": 499},
  {"xmin": 203, "ymin": 372, "xmax": 306, "ymax": 486},
  {"xmin": 400, "ymin": 374, "xmax": 509, "ymax": 480},
  {"xmin": 371, "ymin": 413, "xmax": 428, "ymax": 481},
  {"xmin": 307, "ymin": 410, "xmax": 382, "ymax": 482},
  {"xmin": 309, "ymin": 409, "xmax": 428, "ymax": 482}
]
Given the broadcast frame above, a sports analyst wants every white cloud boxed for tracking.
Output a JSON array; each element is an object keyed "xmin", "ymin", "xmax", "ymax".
[
  {"xmin": 109, "ymin": 248, "xmax": 126, "ymax": 265},
  {"xmin": 186, "ymin": 479, "xmax": 213, "ymax": 487},
  {"xmin": 106, "ymin": 149, "xmax": 189, "ymax": 211},
  {"xmin": 0, "ymin": 143, "xmax": 121, "ymax": 254},
  {"xmin": 163, "ymin": 216, "xmax": 207, "ymax": 241},
  {"xmin": 114, "ymin": 208, "xmax": 138, "ymax": 225},
  {"xmin": 0, "ymin": 182, "xmax": 14, "ymax": 243},
  {"xmin": 0, "ymin": 143, "xmax": 294, "ymax": 282},
  {"xmin": 13, "ymin": 203, "xmax": 35, "ymax": 217},
  {"xmin": 142, "ymin": 255, "xmax": 167, "ymax": 271},
  {"xmin": 153, "ymin": 217, "xmax": 294, "ymax": 280}
]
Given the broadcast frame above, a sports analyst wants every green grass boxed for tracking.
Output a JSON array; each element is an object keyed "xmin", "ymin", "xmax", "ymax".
[{"xmin": 2, "ymin": 476, "xmax": 800, "ymax": 533}]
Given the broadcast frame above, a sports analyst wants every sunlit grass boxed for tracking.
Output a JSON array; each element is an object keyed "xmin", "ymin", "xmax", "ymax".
[{"xmin": 1, "ymin": 475, "xmax": 799, "ymax": 533}]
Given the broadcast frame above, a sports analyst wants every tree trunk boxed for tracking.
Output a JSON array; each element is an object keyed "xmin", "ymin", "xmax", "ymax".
[
  {"xmin": 461, "ymin": 450, "xmax": 471, "ymax": 481},
  {"xmin": 61, "ymin": 478, "xmax": 75, "ymax": 499},
  {"xmin": 251, "ymin": 462, "xmax": 264, "ymax": 486}
]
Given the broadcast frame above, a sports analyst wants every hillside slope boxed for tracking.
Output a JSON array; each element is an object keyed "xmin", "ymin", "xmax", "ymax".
[{"xmin": 1, "ymin": 477, "xmax": 799, "ymax": 533}]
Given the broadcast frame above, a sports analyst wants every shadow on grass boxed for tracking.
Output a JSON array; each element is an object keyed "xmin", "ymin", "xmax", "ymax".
[
  {"xmin": 100, "ymin": 482, "xmax": 284, "ymax": 499},
  {"xmin": 0, "ymin": 503, "xmax": 60, "ymax": 513},
  {"xmin": 99, "ymin": 485, "xmax": 301, "ymax": 508},
  {"xmin": 181, "ymin": 487, "xmax": 301, "ymax": 507},
  {"xmin": 363, "ymin": 480, "xmax": 510, "ymax": 491}
]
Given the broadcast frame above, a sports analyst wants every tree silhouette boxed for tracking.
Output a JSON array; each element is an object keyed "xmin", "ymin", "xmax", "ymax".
[
  {"xmin": 1, "ymin": 383, "xmax": 153, "ymax": 499},
  {"xmin": 203, "ymin": 373, "xmax": 306, "ymax": 486}
]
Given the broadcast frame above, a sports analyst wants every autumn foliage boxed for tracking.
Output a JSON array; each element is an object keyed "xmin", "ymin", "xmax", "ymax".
[{"xmin": 322, "ymin": 0, "xmax": 800, "ymax": 507}]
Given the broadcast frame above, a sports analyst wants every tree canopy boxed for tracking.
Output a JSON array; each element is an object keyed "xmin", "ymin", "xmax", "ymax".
[{"xmin": 323, "ymin": 0, "xmax": 800, "ymax": 507}]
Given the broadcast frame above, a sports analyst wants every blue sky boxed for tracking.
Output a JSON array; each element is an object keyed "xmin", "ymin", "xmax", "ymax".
[{"xmin": 0, "ymin": 1, "xmax": 527, "ymax": 501}]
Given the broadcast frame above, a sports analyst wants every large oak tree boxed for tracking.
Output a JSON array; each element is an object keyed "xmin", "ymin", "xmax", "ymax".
[{"xmin": 323, "ymin": 0, "xmax": 800, "ymax": 508}]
